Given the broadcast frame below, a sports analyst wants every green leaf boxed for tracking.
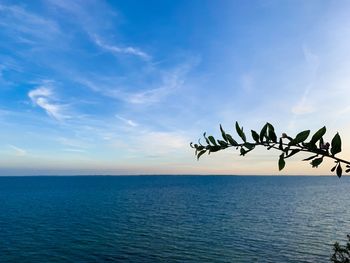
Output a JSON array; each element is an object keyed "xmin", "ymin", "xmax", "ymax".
[
  {"xmin": 285, "ymin": 149, "xmax": 300, "ymax": 158},
  {"xmin": 310, "ymin": 126, "xmax": 326, "ymax": 144},
  {"xmin": 260, "ymin": 123, "xmax": 268, "ymax": 142},
  {"xmin": 220, "ymin": 125, "xmax": 228, "ymax": 142},
  {"xmin": 197, "ymin": 150, "xmax": 206, "ymax": 160},
  {"xmin": 303, "ymin": 142, "xmax": 317, "ymax": 151},
  {"xmin": 196, "ymin": 145, "xmax": 205, "ymax": 151},
  {"xmin": 331, "ymin": 164, "xmax": 337, "ymax": 172},
  {"xmin": 243, "ymin": 143, "xmax": 255, "ymax": 151},
  {"xmin": 251, "ymin": 130, "xmax": 260, "ymax": 143},
  {"xmin": 267, "ymin": 123, "xmax": 277, "ymax": 143},
  {"xmin": 319, "ymin": 137, "xmax": 324, "ymax": 148},
  {"xmin": 302, "ymin": 154, "xmax": 318, "ymax": 161},
  {"xmin": 331, "ymin": 133, "xmax": 342, "ymax": 156},
  {"xmin": 278, "ymin": 154, "xmax": 285, "ymax": 171},
  {"xmin": 208, "ymin": 136, "xmax": 217, "ymax": 146},
  {"xmin": 311, "ymin": 157, "xmax": 323, "ymax": 168},
  {"xmin": 217, "ymin": 140, "xmax": 228, "ymax": 147},
  {"xmin": 226, "ymin": 134, "xmax": 238, "ymax": 146},
  {"xmin": 336, "ymin": 163, "xmax": 342, "ymax": 178},
  {"xmin": 208, "ymin": 146, "xmax": 221, "ymax": 153},
  {"xmin": 235, "ymin": 121, "xmax": 246, "ymax": 142},
  {"xmin": 290, "ymin": 130, "xmax": 310, "ymax": 145}
]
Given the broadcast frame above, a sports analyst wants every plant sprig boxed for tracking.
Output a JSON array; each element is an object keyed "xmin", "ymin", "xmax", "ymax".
[{"xmin": 190, "ymin": 122, "xmax": 350, "ymax": 177}]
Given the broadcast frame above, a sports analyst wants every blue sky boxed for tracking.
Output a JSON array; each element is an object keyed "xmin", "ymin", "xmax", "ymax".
[{"xmin": 1, "ymin": 0, "xmax": 350, "ymax": 175}]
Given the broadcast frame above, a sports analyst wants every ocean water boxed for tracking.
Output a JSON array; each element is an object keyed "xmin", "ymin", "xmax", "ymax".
[{"xmin": 1, "ymin": 176, "xmax": 350, "ymax": 263}]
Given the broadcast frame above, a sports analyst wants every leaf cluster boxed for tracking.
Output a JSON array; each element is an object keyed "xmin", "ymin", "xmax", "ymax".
[
  {"xmin": 331, "ymin": 235, "xmax": 350, "ymax": 263},
  {"xmin": 190, "ymin": 122, "xmax": 349, "ymax": 177}
]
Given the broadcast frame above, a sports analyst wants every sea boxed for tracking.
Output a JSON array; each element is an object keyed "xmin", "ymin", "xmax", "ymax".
[{"xmin": 1, "ymin": 175, "xmax": 349, "ymax": 263}]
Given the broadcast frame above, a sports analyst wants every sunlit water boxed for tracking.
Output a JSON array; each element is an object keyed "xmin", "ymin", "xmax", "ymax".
[{"xmin": 1, "ymin": 176, "xmax": 349, "ymax": 262}]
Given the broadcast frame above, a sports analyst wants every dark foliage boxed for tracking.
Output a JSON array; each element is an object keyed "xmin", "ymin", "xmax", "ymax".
[
  {"xmin": 191, "ymin": 122, "xmax": 350, "ymax": 177},
  {"xmin": 331, "ymin": 235, "xmax": 350, "ymax": 263}
]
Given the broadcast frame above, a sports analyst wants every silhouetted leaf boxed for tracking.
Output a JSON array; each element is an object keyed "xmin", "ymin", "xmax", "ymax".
[
  {"xmin": 331, "ymin": 164, "xmax": 337, "ymax": 172},
  {"xmin": 251, "ymin": 130, "xmax": 260, "ymax": 143},
  {"xmin": 226, "ymin": 134, "xmax": 238, "ymax": 146},
  {"xmin": 311, "ymin": 157, "xmax": 323, "ymax": 168},
  {"xmin": 216, "ymin": 140, "xmax": 226, "ymax": 147},
  {"xmin": 278, "ymin": 154, "xmax": 285, "ymax": 171},
  {"xmin": 244, "ymin": 143, "xmax": 255, "ymax": 151},
  {"xmin": 317, "ymin": 137, "xmax": 325, "ymax": 152},
  {"xmin": 209, "ymin": 146, "xmax": 221, "ymax": 153},
  {"xmin": 220, "ymin": 125, "xmax": 228, "ymax": 142},
  {"xmin": 290, "ymin": 130, "xmax": 310, "ymax": 145},
  {"xmin": 197, "ymin": 150, "xmax": 206, "ymax": 160},
  {"xmin": 346, "ymin": 168, "xmax": 350, "ymax": 173},
  {"xmin": 260, "ymin": 123, "xmax": 268, "ymax": 142},
  {"xmin": 208, "ymin": 136, "xmax": 217, "ymax": 146},
  {"xmin": 267, "ymin": 123, "xmax": 277, "ymax": 143},
  {"xmin": 196, "ymin": 145, "xmax": 205, "ymax": 151},
  {"xmin": 303, "ymin": 142, "xmax": 317, "ymax": 151},
  {"xmin": 310, "ymin": 126, "xmax": 326, "ymax": 144},
  {"xmin": 240, "ymin": 147, "xmax": 246, "ymax": 156},
  {"xmin": 235, "ymin": 121, "xmax": 246, "ymax": 142},
  {"xmin": 331, "ymin": 133, "xmax": 342, "ymax": 156},
  {"xmin": 336, "ymin": 163, "xmax": 343, "ymax": 178}
]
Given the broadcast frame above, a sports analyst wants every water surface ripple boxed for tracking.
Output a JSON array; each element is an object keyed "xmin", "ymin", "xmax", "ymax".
[{"xmin": 1, "ymin": 176, "xmax": 349, "ymax": 262}]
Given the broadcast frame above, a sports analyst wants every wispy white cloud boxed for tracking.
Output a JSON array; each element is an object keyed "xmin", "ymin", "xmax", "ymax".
[
  {"xmin": 92, "ymin": 35, "xmax": 151, "ymax": 60},
  {"xmin": 46, "ymin": 0, "xmax": 117, "ymax": 31},
  {"xmin": 9, "ymin": 145, "xmax": 27, "ymax": 156},
  {"xmin": 28, "ymin": 86, "xmax": 69, "ymax": 121},
  {"xmin": 0, "ymin": 4, "xmax": 61, "ymax": 42},
  {"xmin": 121, "ymin": 87, "xmax": 170, "ymax": 105},
  {"xmin": 116, "ymin": 115, "xmax": 138, "ymax": 127},
  {"xmin": 77, "ymin": 60, "xmax": 192, "ymax": 106}
]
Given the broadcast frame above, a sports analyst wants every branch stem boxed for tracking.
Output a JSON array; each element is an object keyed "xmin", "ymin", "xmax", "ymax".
[{"xmin": 228, "ymin": 141, "xmax": 350, "ymax": 166}]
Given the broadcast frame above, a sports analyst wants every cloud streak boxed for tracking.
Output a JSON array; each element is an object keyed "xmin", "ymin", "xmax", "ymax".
[
  {"xmin": 0, "ymin": 3, "xmax": 61, "ymax": 42},
  {"xmin": 28, "ymin": 86, "xmax": 69, "ymax": 121},
  {"xmin": 81, "ymin": 60, "xmax": 193, "ymax": 106},
  {"xmin": 93, "ymin": 35, "xmax": 151, "ymax": 60},
  {"xmin": 9, "ymin": 145, "xmax": 27, "ymax": 156},
  {"xmin": 116, "ymin": 115, "xmax": 138, "ymax": 127}
]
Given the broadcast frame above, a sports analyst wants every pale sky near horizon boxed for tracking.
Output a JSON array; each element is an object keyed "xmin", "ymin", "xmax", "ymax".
[{"xmin": 0, "ymin": 0, "xmax": 350, "ymax": 175}]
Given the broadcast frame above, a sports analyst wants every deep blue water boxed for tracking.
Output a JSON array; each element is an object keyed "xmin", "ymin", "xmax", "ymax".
[{"xmin": 1, "ymin": 176, "xmax": 350, "ymax": 263}]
